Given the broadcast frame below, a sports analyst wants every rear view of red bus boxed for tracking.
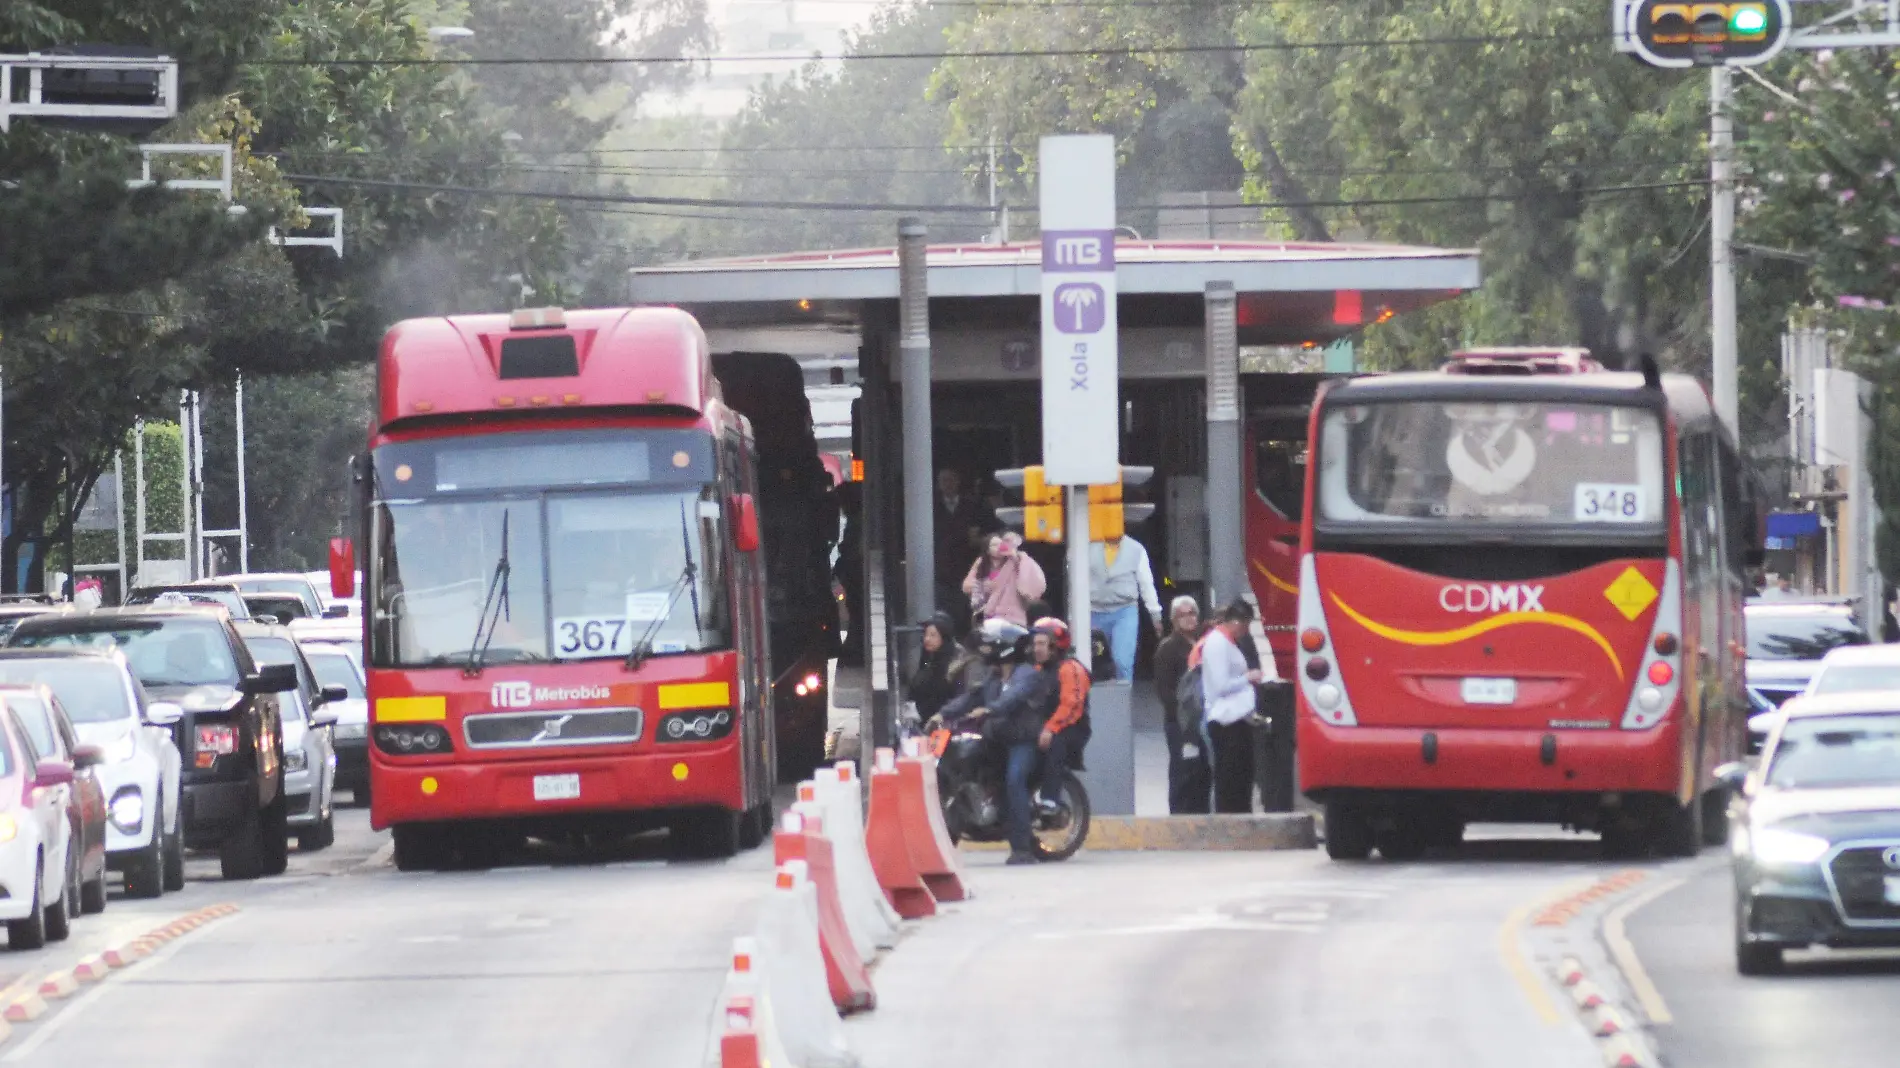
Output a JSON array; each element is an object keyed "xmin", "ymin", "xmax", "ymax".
[
  {"xmin": 1295, "ymin": 349, "xmax": 1751, "ymax": 860},
  {"xmin": 335, "ymin": 306, "xmax": 776, "ymax": 870}
]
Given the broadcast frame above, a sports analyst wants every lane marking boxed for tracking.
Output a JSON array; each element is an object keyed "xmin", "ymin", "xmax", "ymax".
[
  {"xmin": 1602, "ymin": 875, "xmax": 1690, "ymax": 1026},
  {"xmin": 1499, "ymin": 878, "xmax": 1596, "ymax": 1026}
]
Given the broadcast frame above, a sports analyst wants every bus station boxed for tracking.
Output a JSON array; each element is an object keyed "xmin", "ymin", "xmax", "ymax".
[{"xmin": 630, "ymin": 236, "xmax": 1481, "ymax": 810}]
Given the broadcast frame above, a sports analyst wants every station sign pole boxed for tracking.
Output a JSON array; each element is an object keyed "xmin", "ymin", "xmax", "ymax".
[{"xmin": 1038, "ymin": 134, "xmax": 1120, "ymax": 643}]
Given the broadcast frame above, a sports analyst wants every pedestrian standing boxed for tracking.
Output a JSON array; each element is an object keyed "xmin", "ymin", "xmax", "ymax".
[
  {"xmin": 1200, "ymin": 600, "xmax": 1264, "ymax": 814},
  {"xmin": 1088, "ymin": 531, "xmax": 1163, "ymax": 681},
  {"xmin": 909, "ymin": 612, "xmax": 962, "ymax": 724},
  {"xmin": 1152, "ymin": 596, "xmax": 1203, "ymax": 813},
  {"xmin": 934, "ymin": 469, "xmax": 985, "ymax": 629},
  {"xmin": 963, "ymin": 531, "xmax": 1047, "ymax": 629}
]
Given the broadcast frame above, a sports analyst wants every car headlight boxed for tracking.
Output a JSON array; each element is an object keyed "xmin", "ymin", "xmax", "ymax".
[
  {"xmin": 1750, "ymin": 826, "xmax": 1831, "ymax": 866},
  {"xmin": 110, "ymin": 790, "xmax": 145, "ymax": 833},
  {"xmin": 0, "ymin": 814, "xmax": 15, "ymax": 843},
  {"xmin": 335, "ymin": 722, "xmax": 368, "ymax": 740},
  {"xmin": 284, "ymin": 747, "xmax": 308, "ymax": 772},
  {"xmin": 106, "ymin": 731, "xmax": 139, "ymax": 764}
]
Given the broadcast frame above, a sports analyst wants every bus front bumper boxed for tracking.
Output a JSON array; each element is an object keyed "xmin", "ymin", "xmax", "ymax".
[
  {"xmin": 368, "ymin": 745, "xmax": 748, "ymax": 830},
  {"xmin": 1297, "ymin": 717, "xmax": 1686, "ymax": 799}
]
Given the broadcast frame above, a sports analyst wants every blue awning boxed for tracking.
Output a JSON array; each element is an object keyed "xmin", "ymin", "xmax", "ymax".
[{"xmin": 1766, "ymin": 511, "xmax": 1822, "ymax": 539}]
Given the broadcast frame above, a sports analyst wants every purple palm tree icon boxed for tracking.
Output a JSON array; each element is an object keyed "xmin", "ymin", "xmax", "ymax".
[{"xmin": 1053, "ymin": 282, "xmax": 1105, "ymax": 334}]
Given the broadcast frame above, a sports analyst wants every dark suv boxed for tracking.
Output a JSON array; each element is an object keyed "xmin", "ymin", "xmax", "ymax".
[{"xmin": 7, "ymin": 607, "xmax": 298, "ymax": 880}]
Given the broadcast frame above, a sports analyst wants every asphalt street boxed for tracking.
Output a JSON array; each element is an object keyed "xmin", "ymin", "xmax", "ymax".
[{"xmin": 1625, "ymin": 859, "xmax": 1900, "ymax": 1068}]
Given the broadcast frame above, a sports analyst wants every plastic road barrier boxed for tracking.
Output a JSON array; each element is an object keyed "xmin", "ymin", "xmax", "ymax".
[
  {"xmin": 894, "ymin": 749, "xmax": 971, "ymax": 902},
  {"xmin": 864, "ymin": 748, "xmax": 938, "ymax": 919},
  {"xmin": 757, "ymin": 862, "xmax": 861, "ymax": 1068},
  {"xmin": 815, "ymin": 765, "xmax": 901, "ymax": 950},
  {"xmin": 775, "ymin": 806, "xmax": 877, "ymax": 1012}
]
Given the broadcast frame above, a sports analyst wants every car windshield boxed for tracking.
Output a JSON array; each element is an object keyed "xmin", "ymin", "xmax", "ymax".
[
  {"xmin": 3, "ymin": 693, "xmax": 55, "ymax": 759},
  {"xmin": 1317, "ymin": 400, "xmax": 1666, "ymax": 527},
  {"xmin": 11, "ymin": 619, "xmax": 241, "ymax": 688},
  {"xmin": 0, "ymin": 660, "xmax": 133, "ymax": 723},
  {"xmin": 1810, "ymin": 662, "xmax": 1900, "ymax": 696},
  {"xmin": 1766, "ymin": 713, "xmax": 1900, "ymax": 789},
  {"xmin": 1747, "ymin": 614, "xmax": 1867, "ymax": 660},
  {"xmin": 306, "ymin": 651, "xmax": 364, "ymax": 699},
  {"xmin": 237, "ymin": 578, "xmax": 313, "ymax": 602},
  {"xmin": 245, "ymin": 595, "xmax": 309, "ymax": 621}
]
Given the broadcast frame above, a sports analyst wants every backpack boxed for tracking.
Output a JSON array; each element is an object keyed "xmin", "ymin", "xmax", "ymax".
[{"xmin": 1174, "ymin": 663, "xmax": 1205, "ymax": 738}]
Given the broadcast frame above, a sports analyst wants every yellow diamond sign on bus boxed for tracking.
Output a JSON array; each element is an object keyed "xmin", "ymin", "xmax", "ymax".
[{"xmin": 1604, "ymin": 566, "xmax": 1660, "ymax": 622}]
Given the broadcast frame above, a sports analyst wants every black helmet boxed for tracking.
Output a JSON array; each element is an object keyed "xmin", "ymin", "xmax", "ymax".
[{"xmin": 975, "ymin": 619, "xmax": 1030, "ymax": 664}]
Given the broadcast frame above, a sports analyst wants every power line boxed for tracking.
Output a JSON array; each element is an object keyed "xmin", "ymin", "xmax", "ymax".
[
  {"xmin": 250, "ymin": 30, "xmax": 1602, "ymax": 68},
  {"xmin": 283, "ymin": 171, "xmax": 1709, "ymax": 215}
]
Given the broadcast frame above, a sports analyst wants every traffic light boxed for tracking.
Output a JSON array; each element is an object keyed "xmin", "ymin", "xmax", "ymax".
[
  {"xmin": 994, "ymin": 467, "xmax": 1065, "ymax": 543},
  {"xmin": 993, "ymin": 466, "xmax": 1155, "ymax": 543},
  {"xmin": 1627, "ymin": 0, "xmax": 1790, "ymax": 68}
]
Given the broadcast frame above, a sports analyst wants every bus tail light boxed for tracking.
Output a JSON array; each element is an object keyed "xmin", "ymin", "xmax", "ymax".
[
  {"xmin": 1621, "ymin": 561, "xmax": 1683, "ymax": 730},
  {"xmin": 1295, "ymin": 555, "xmax": 1357, "ymax": 726}
]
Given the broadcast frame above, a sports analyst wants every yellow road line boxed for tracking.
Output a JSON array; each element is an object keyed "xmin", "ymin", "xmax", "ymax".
[
  {"xmin": 1603, "ymin": 875, "xmax": 1688, "ymax": 1025},
  {"xmin": 1499, "ymin": 878, "xmax": 1595, "ymax": 1026}
]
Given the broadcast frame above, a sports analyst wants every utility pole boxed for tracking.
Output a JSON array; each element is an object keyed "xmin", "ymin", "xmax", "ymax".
[{"xmin": 1710, "ymin": 66, "xmax": 1738, "ymax": 431}]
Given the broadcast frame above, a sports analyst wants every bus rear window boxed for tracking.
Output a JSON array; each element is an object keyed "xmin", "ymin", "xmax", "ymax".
[{"xmin": 1317, "ymin": 401, "xmax": 1665, "ymax": 526}]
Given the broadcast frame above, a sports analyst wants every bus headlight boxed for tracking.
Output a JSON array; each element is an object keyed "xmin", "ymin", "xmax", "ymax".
[
  {"xmin": 659, "ymin": 710, "xmax": 734, "ymax": 742},
  {"xmin": 373, "ymin": 725, "xmax": 452, "ymax": 755}
]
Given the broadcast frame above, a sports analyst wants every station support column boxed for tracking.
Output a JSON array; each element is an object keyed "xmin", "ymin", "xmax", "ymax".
[
  {"xmin": 897, "ymin": 217, "xmax": 935, "ymax": 622},
  {"xmin": 1204, "ymin": 281, "xmax": 1246, "ymax": 609}
]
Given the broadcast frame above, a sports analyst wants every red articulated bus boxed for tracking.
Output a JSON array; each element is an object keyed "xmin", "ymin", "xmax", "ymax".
[
  {"xmin": 1293, "ymin": 349, "xmax": 1751, "ymax": 860},
  {"xmin": 335, "ymin": 306, "xmax": 777, "ymax": 870}
]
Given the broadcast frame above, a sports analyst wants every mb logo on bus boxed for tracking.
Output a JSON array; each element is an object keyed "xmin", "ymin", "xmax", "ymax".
[
  {"xmin": 1439, "ymin": 583, "xmax": 1547, "ymax": 614},
  {"xmin": 493, "ymin": 681, "xmax": 533, "ymax": 708}
]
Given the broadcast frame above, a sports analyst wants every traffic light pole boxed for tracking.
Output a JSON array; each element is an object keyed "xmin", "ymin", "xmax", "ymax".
[
  {"xmin": 1711, "ymin": 66, "xmax": 1739, "ymax": 431},
  {"xmin": 1066, "ymin": 486, "xmax": 1090, "ymax": 650},
  {"xmin": 896, "ymin": 218, "xmax": 936, "ymax": 622}
]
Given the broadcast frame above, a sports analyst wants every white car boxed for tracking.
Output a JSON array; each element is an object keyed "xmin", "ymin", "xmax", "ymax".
[
  {"xmin": 1745, "ymin": 600, "xmax": 1867, "ymax": 707},
  {"xmin": 301, "ymin": 645, "xmax": 368, "ymax": 805},
  {"xmin": 0, "ymin": 649, "xmax": 185, "ymax": 898},
  {"xmin": 236, "ymin": 624, "xmax": 337, "ymax": 851},
  {"xmin": 0, "ymin": 699, "xmax": 97, "ymax": 949},
  {"xmin": 228, "ymin": 573, "xmax": 345, "ymax": 621},
  {"xmin": 1804, "ymin": 642, "xmax": 1900, "ymax": 698},
  {"xmin": 301, "ymin": 570, "xmax": 360, "ymax": 617}
]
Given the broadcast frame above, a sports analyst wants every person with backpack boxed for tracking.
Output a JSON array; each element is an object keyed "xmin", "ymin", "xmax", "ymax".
[
  {"xmin": 1029, "ymin": 617, "xmax": 1091, "ymax": 819},
  {"xmin": 1154, "ymin": 596, "xmax": 1204, "ymax": 813}
]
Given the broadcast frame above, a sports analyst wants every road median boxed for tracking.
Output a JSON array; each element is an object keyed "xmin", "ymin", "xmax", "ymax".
[{"xmin": 960, "ymin": 813, "xmax": 1316, "ymax": 852}]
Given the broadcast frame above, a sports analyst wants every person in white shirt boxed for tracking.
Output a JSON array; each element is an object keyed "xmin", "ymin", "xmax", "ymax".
[
  {"xmin": 1088, "ymin": 533, "xmax": 1163, "ymax": 681},
  {"xmin": 1200, "ymin": 600, "xmax": 1265, "ymax": 813}
]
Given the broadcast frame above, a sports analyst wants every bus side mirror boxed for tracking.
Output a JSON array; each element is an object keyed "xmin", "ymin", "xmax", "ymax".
[
  {"xmin": 732, "ymin": 494, "xmax": 761, "ymax": 553},
  {"xmin": 330, "ymin": 537, "xmax": 356, "ymax": 599}
]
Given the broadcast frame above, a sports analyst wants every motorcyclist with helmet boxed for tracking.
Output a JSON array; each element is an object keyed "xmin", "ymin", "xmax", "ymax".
[
  {"xmin": 1029, "ymin": 617, "xmax": 1091, "ymax": 819},
  {"xmin": 932, "ymin": 618, "xmax": 1051, "ymax": 865}
]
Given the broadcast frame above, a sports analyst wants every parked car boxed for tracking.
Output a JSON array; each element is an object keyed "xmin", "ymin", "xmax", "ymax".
[
  {"xmin": 7, "ymin": 606, "xmax": 296, "ymax": 880},
  {"xmin": 0, "ymin": 684, "xmax": 109, "ymax": 917},
  {"xmin": 1745, "ymin": 600, "xmax": 1867, "ymax": 707},
  {"xmin": 0, "ymin": 597, "xmax": 74, "ymax": 643},
  {"xmin": 242, "ymin": 593, "xmax": 312, "ymax": 625},
  {"xmin": 126, "ymin": 583, "xmax": 252, "ymax": 620},
  {"xmin": 230, "ymin": 573, "xmax": 342, "ymax": 620},
  {"xmin": 234, "ymin": 621, "xmax": 337, "ymax": 851},
  {"xmin": 0, "ymin": 649, "xmax": 184, "ymax": 897},
  {"xmin": 0, "ymin": 701, "xmax": 99, "ymax": 949},
  {"xmin": 1720, "ymin": 689, "xmax": 1900, "ymax": 974},
  {"xmin": 301, "ymin": 644, "xmax": 366, "ymax": 805}
]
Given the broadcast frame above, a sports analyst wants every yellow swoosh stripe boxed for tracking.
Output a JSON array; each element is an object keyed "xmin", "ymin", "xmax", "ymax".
[
  {"xmin": 1327, "ymin": 593, "xmax": 1624, "ymax": 681},
  {"xmin": 1251, "ymin": 559, "xmax": 1298, "ymax": 595}
]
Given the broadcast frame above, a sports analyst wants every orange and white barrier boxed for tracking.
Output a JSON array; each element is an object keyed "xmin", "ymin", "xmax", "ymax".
[
  {"xmin": 757, "ymin": 862, "xmax": 861, "ymax": 1068},
  {"xmin": 864, "ymin": 748, "xmax": 938, "ymax": 919},
  {"xmin": 703, "ymin": 938, "xmax": 795, "ymax": 1068},
  {"xmin": 775, "ymin": 807, "xmax": 876, "ymax": 1013},
  {"xmin": 893, "ymin": 742, "xmax": 971, "ymax": 902},
  {"xmin": 815, "ymin": 765, "xmax": 901, "ymax": 950}
]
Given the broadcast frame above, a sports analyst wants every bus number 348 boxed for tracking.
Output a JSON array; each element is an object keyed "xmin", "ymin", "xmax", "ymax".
[{"xmin": 1574, "ymin": 483, "xmax": 1644, "ymax": 522}]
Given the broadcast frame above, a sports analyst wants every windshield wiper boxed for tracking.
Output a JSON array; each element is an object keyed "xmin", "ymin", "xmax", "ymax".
[
  {"xmin": 463, "ymin": 511, "xmax": 513, "ymax": 678},
  {"xmin": 624, "ymin": 502, "xmax": 702, "ymax": 672}
]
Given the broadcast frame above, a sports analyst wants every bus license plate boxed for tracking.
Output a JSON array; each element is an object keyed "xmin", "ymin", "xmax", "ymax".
[
  {"xmin": 1461, "ymin": 677, "xmax": 1517, "ymax": 705},
  {"xmin": 533, "ymin": 773, "xmax": 581, "ymax": 802}
]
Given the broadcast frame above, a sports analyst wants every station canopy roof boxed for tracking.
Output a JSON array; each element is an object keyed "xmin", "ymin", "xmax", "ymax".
[{"xmin": 629, "ymin": 239, "xmax": 1480, "ymax": 346}]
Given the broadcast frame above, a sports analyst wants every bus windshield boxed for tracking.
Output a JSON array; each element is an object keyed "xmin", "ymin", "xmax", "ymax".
[
  {"xmin": 1317, "ymin": 400, "xmax": 1665, "ymax": 527},
  {"xmin": 371, "ymin": 488, "xmax": 731, "ymax": 669}
]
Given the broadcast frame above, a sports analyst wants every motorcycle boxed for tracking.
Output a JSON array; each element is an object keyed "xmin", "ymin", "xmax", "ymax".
[{"xmin": 927, "ymin": 722, "xmax": 1091, "ymax": 861}]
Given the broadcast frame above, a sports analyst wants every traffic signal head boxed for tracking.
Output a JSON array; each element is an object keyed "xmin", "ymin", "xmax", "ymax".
[
  {"xmin": 994, "ymin": 466, "xmax": 1064, "ymax": 543},
  {"xmin": 1629, "ymin": 0, "xmax": 1789, "ymax": 68}
]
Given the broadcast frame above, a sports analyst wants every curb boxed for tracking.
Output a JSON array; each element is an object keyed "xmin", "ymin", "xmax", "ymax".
[
  {"xmin": 1554, "ymin": 954, "xmax": 1661, "ymax": 1068},
  {"xmin": 0, "ymin": 902, "xmax": 241, "ymax": 1042},
  {"xmin": 960, "ymin": 813, "xmax": 1318, "ymax": 852}
]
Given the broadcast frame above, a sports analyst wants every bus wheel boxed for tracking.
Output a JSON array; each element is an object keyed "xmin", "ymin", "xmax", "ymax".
[
  {"xmin": 670, "ymin": 809, "xmax": 742, "ymax": 860},
  {"xmin": 1323, "ymin": 801, "xmax": 1374, "ymax": 861},
  {"xmin": 392, "ymin": 825, "xmax": 452, "ymax": 872},
  {"xmin": 1652, "ymin": 797, "xmax": 1703, "ymax": 859},
  {"xmin": 1376, "ymin": 822, "xmax": 1426, "ymax": 862}
]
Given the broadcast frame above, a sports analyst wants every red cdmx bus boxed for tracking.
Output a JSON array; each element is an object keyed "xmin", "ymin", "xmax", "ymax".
[
  {"xmin": 331, "ymin": 306, "xmax": 776, "ymax": 869},
  {"xmin": 1294, "ymin": 349, "xmax": 1751, "ymax": 860}
]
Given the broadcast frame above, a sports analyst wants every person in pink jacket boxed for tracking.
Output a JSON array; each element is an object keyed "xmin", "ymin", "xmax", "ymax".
[{"xmin": 962, "ymin": 532, "xmax": 1047, "ymax": 628}]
